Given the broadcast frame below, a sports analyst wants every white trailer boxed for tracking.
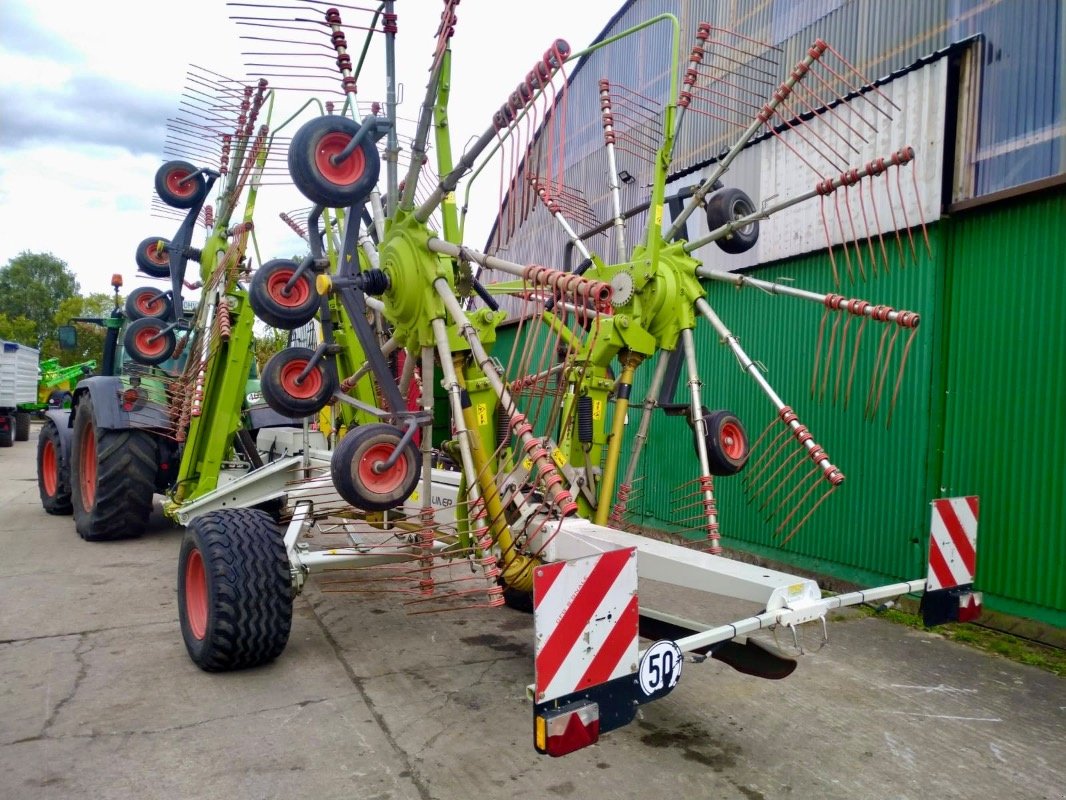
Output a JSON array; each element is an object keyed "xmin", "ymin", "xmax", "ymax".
[{"xmin": 0, "ymin": 341, "xmax": 39, "ymax": 446}]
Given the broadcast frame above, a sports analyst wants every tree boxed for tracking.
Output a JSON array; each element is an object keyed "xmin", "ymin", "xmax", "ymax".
[
  {"xmin": 44, "ymin": 293, "xmax": 120, "ymax": 364},
  {"xmin": 0, "ymin": 252, "xmax": 80, "ymax": 346},
  {"xmin": 0, "ymin": 313, "xmax": 37, "ymax": 345},
  {"xmin": 253, "ymin": 328, "xmax": 288, "ymax": 374}
]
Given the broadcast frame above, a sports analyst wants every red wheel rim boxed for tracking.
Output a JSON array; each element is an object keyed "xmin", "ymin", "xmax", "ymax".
[
  {"xmin": 357, "ymin": 442, "xmax": 408, "ymax": 495},
  {"xmin": 314, "ymin": 132, "xmax": 366, "ymax": 185},
  {"xmin": 42, "ymin": 439, "xmax": 58, "ymax": 497},
  {"xmin": 145, "ymin": 242, "xmax": 167, "ymax": 265},
  {"xmin": 135, "ymin": 293, "xmax": 163, "ymax": 316},
  {"xmin": 165, "ymin": 168, "xmax": 196, "ymax": 198},
  {"xmin": 134, "ymin": 326, "xmax": 169, "ymax": 358},
  {"xmin": 267, "ymin": 270, "xmax": 309, "ymax": 308},
  {"xmin": 720, "ymin": 421, "xmax": 747, "ymax": 461},
  {"xmin": 279, "ymin": 359, "xmax": 322, "ymax": 399},
  {"xmin": 184, "ymin": 548, "xmax": 208, "ymax": 640},
  {"xmin": 80, "ymin": 421, "xmax": 96, "ymax": 508}
]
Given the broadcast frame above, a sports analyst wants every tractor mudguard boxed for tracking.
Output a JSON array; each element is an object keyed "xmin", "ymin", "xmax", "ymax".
[{"xmin": 72, "ymin": 376, "xmax": 173, "ymax": 432}]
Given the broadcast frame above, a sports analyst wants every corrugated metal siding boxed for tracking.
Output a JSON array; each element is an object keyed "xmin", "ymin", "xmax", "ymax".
[
  {"xmin": 938, "ymin": 191, "xmax": 1066, "ymax": 626},
  {"xmin": 622, "ymin": 231, "xmax": 940, "ymax": 587},
  {"xmin": 488, "ymin": 0, "xmax": 1062, "ymax": 258}
]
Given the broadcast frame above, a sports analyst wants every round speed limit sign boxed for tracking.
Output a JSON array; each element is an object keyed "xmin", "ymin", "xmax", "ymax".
[{"xmin": 638, "ymin": 640, "xmax": 683, "ymax": 697}]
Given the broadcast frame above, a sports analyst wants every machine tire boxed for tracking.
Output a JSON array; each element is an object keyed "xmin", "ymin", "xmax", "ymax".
[
  {"xmin": 124, "ymin": 317, "xmax": 177, "ymax": 366},
  {"xmin": 288, "ymin": 115, "xmax": 380, "ymax": 208},
  {"xmin": 155, "ymin": 160, "xmax": 207, "ymax": 209},
  {"xmin": 178, "ymin": 508, "xmax": 293, "ymax": 671},
  {"xmin": 0, "ymin": 416, "xmax": 13, "ymax": 447},
  {"xmin": 261, "ymin": 347, "xmax": 337, "ymax": 418},
  {"xmin": 249, "ymin": 259, "xmax": 319, "ymax": 330},
  {"xmin": 37, "ymin": 420, "xmax": 72, "ymax": 515},
  {"xmin": 705, "ymin": 187, "xmax": 759, "ymax": 254},
  {"xmin": 15, "ymin": 411, "xmax": 30, "ymax": 441},
  {"xmin": 70, "ymin": 395, "xmax": 158, "ymax": 541},
  {"xmin": 330, "ymin": 423, "xmax": 422, "ymax": 511},
  {"xmin": 125, "ymin": 286, "xmax": 173, "ymax": 321},
  {"xmin": 701, "ymin": 410, "xmax": 750, "ymax": 476},
  {"xmin": 135, "ymin": 236, "xmax": 173, "ymax": 279}
]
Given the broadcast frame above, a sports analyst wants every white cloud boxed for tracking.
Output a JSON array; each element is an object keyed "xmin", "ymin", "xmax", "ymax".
[{"xmin": 0, "ymin": 0, "xmax": 608, "ymax": 295}]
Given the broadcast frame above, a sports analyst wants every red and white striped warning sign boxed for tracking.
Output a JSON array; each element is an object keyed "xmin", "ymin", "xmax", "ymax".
[
  {"xmin": 533, "ymin": 547, "xmax": 638, "ymax": 704},
  {"xmin": 927, "ymin": 496, "xmax": 979, "ymax": 590}
]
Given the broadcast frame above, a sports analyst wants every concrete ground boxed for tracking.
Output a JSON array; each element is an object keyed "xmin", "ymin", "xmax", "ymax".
[{"xmin": 1, "ymin": 423, "xmax": 1063, "ymax": 800}]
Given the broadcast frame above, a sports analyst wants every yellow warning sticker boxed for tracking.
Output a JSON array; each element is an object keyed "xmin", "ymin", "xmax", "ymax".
[
  {"xmin": 552, "ymin": 448, "xmax": 567, "ymax": 468},
  {"xmin": 476, "ymin": 403, "xmax": 488, "ymax": 427},
  {"xmin": 593, "ymin": 399, "xmax": 603, "ymax": 420},
  {"xmin": 522, "ymin": 457, "xmax": 533, "ymax": 471}
]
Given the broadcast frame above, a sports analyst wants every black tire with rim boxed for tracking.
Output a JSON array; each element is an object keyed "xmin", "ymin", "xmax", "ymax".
[
  {"xmin": 15, "ymin": 410, "xmax": 30, "ymax": 441},
  {"xmin": 37, "ymin": 420, "xmax": 72, "ymax": 515},
  {"xmin": 124, "ymin": 317, "xmax": 177, "ymax": 366},
  {"xmin": 125, "ymin": 286, "xmax": 173, "ymax": 321},
  {"xmin": 330, "ymin": 423, "xmax": 422, "ymax": 511},
  {"xmin": 249, "ymin": 259, "xmax": 319, "ymax": 330},
  {"xmin": 155, "ymin": 160, "xmax": 207, "ymax": 209},
  {"xmin": 288, "ymin": 115, "xmax": 380, "ymax": 208},
  {"xmin": 705, "ymin": 187, "xmax": 760, "ymax": 255},
  {"xmin": 261, "ymin": 347, "xmax": 337, "ymax": 418},
  {"xmin": 699, "ymin": 409, "xmax": 750, "ymax": 476},
  {"xmin": 178, "ymin": 508, "xmax": 293, "ymax": 671},
  {"xmin": 0, "ymin": 415, "xmax": 13, "ymax": 447},
  {"xmin": 135, "ymin": 236, "xmax": 173, "ymax": 279},
  {"xmin": 70, "ymin": 394, "xmax": 159, "ymax": 541}
]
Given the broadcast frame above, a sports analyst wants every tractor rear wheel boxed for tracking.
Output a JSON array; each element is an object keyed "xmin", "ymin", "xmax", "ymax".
[
  {"xmin": 37, "ymin": 420, "xmax": 72, "ymax": 515},
  {"xmin": 15, "ymin": 411, "xmax": 30, "ymax": 441},
  {"xmin": 178, "ymin": 508, "xmax": 293, "ymax": 671},
  {"xmin": 70, "ymin": 395, "xmax": 158, "ymax": 541}
]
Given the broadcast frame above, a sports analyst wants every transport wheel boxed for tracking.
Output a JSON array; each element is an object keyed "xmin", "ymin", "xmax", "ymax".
[
  {"xmin": 125, "ymin": 286, "xmax": 173, "ymax": 321},
  {"xmin": 700, "ymin": 410, "xmax": 750, "ymax": 476},
  {"xmin": 155, "ymin": 160, "xmax": 207, "ymax": 209},
  {"xmin": 261, "ymin": 347, "xmax": 337, "ymax": 417},
  {"xmin": 705, "ymin": 187, "xmax": 760, "ymax": 254},
  {"xmin": 135, "ymin": 236, "xmax": 173, "ymax": 279},
  {"xmin": 70, "ymin": 395, "xmax": 158, "ymax": 541},
  {"xmin": 249, "ymin": 259, "xmax": 319, "ymax": 329},
  {"xmin": 0, "ymin": 415, "xmax": 13, "ymax": 447},
  {"xmin": 15, "ymin": 410, "xmax": 30, "ymax": 441},
  {"xmin": 124, "ymin": 317, "xmax": 177, "ymax": 366},
  {"xmin": 37, "ymin": 419, "xmax": 72, "ymax": 515},
  {"xmin": 178, "ymin": 508, "xmax": 293, "ymax": 671},
  {"xmin": 288, "ymin": 115, "xmax": 380, "ymax": 208},
  {"xmin": 330, "ymin": 423, "xmax": 422, "ymax": 511}
]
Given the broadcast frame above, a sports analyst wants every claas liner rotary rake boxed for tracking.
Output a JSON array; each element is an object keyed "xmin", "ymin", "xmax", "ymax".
[{"xmin": 69, "ymin": 3, "xmax": 975, "ymax": 758}]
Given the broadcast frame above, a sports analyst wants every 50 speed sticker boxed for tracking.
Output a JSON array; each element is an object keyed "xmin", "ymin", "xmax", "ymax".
[{"xmin": 638, "ymin": 640, "xmax": 683, "ymax": 697}]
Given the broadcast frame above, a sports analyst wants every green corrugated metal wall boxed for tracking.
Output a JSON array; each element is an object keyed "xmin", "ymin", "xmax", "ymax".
[
  {"xmin": 490, "ymin": 190, "xmax": 1065, "ymax": 626},
  {"xmin": 937, "ymin": 192, "xmax": 1066, "ymax": 627}
]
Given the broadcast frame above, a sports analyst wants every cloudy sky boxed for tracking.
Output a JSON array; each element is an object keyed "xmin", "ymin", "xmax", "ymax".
[{"xmin": 0, "ymin": 1, "xmax": 608, "ymax": 294}]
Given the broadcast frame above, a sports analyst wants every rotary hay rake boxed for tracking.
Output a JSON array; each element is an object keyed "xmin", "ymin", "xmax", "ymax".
[{"xmin": 103, "ymin": 1, "xmax": 979, "ymax": 758}]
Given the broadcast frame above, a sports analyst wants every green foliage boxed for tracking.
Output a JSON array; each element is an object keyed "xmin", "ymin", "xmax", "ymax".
[
  {"xmin": 0, "ymin": 252, "xmax": 81, "ymax": 346},
  {"xmin": 0, "ymin": 313, "xmax": 37, "ymax": 345},
  {"xmin": 253, "ymin": 328, "xmax": 289, "ymax": 372},
  {"xmin": 44, "ymin": 293, "xmax": 119, "ymax": 363}
]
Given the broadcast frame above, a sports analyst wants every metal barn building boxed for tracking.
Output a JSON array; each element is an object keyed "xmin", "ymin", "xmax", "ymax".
[{"xmin": 482, "ymin": 0, "xmax": 1065, "ymax": 631}]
